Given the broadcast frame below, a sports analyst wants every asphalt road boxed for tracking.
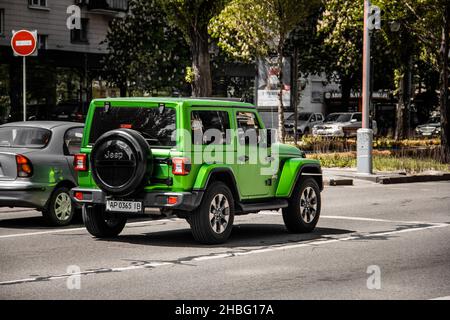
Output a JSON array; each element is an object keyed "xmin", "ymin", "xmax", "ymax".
[{"xmin": 1, "ymin": 180, "xmax": 450, "ymax": 300}]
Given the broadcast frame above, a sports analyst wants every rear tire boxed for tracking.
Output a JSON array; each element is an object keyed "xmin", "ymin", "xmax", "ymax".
[
  {"xmin": 282, "ymin": 178, "xmax": 321, "ymax": 233},
  {"xmin": 82, "ymin": 204, "xmax": 127, "ymax": 238},
  {"xmin": 190, "ymin": 182, "xmax": 235, "ymax": 244},
  {"xmin": 42, "ymin": 187, "xmax": 75, "ymax": 226}
]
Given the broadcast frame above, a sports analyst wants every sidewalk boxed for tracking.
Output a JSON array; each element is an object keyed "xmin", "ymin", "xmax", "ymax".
[{"xmin": 323, "ymin": 168, "xmax": 450, "ymax": 185}]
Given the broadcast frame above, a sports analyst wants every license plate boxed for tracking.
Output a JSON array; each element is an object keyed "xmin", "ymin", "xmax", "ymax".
[
  {"xmin": 106, "ymin": 200, "xmax": 143, "ymax": 213},
  {"xmin": 423, "ymin": 132, "xmax": 432, "ymax": 136}
]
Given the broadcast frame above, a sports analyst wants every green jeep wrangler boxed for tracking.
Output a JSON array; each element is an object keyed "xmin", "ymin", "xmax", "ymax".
[{"xmin": 71, "ymin": 98, "xmax": 323, "ymax": 244}]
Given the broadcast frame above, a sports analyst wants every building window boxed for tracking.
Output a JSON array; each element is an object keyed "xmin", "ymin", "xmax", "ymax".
[
  {"xmin": 28, "ymin": 0, "xmax": 47, "ymax": 7},
  {"xmin": 70, "ymin": 18, "xmax": 89, "ymax": 44},
  {"xmin": 0, "ymin": 9, "xmax": 4, "ymax": 36},
  {"xmin": 38, "ymin": 34, "xmax": 47, "ymax": 50}
]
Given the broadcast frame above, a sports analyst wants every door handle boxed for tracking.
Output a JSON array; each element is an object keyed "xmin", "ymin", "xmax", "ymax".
[{"xmin": 238, "ymin": 155, "xmax": 249, "ymax": 162}]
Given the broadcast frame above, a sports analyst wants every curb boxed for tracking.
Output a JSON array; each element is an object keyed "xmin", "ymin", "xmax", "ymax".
[
  {"xmin": 377, "ymin": 174, "xmax": 450, "ymax": 184},
  {"xmin": 324, "ymin": 178, "xmax": 354, "ymax": 186}
]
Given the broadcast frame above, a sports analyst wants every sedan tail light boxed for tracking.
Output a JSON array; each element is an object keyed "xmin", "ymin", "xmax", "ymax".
[
  {"xmin": 16, "ymin": 154, "xmax": 33, "ymax": 178},
  {"xmin": 74, "ymin": 154, "xmax": 88, "ymax": 171},
  {"xmin": 172, "ymin": 157, "xmax": 191, "ymax": 176}
]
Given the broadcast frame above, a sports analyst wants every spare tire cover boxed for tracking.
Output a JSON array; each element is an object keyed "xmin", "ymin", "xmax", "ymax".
[{"xmin": 90, "ymin": 129, "xmax": 152, "ymax": 196}]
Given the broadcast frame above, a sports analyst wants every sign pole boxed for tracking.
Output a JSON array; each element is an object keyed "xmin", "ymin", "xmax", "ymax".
[
  {"xmin": 23, "ymin": 56, "xmax": 26, "ymax": 122},
  {"xmin": 11, "ymin": 29, "xmax": 37, "ymax": 122}
]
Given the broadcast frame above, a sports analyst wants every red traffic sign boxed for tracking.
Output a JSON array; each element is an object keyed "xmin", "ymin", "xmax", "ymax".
[{"xmin": 11, "ymin": 30, "xmax": 37, "ymax": 57}]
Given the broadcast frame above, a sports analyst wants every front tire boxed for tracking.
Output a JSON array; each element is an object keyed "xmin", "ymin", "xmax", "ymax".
[
  {"xmin": 190, "ymin": 182, "xmax": 235, "ymax": 244},
  {"xmin": 283, "ymin": 178, "xmax": 321, "ymax": 233},
  {"xmin": 82, "ymin": 204, "xmax": 127, "ymax": 238},
  {"xmin": 42, "ymin": 187, "xmax": 75, "ymax": 226}
]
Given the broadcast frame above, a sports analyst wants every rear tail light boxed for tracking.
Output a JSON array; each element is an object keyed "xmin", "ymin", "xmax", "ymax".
[
  {"xmin": 74, "ymin": 154, "xmax": 88, "ymax": 171},
  {"xmin": 172, "ymin": 157, "xmax": 191, "ymax": 176},
  {"xmin": 74, "ymin": 192, "xmax": 84, "ymax": 201},
  {"xmin": 73, "ymin": 191, "xmax": 92, "ymax": 201},
  {"xmin": 16, "ymin": 154, "xmax": 33, "ymax": 177},
  {"xmin": 167, "ymin": 196, "xmax": 178, "ymax": 205}
]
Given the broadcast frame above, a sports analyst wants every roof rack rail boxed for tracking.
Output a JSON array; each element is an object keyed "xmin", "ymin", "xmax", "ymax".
[{"xmin": 190, "ymin": 97, "xmax": 248, "ymax": 103}]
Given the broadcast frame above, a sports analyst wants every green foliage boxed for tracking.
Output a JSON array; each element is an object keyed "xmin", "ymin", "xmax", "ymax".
[
  {"xmin": 293, "ymin": 136, "xmax": 441, "ymax": 152},
  {"xmin": 159, "ymin": 0, "xmax": 228, "ymax": 44},
  {"xmin": 210, "ymin": 0, "xmax": 320, "ymax": 62},
  {"xmin": 101, "ymin": 0, "xmax": 190, "ymax": 95},
  {"xmin": 185, "ymin": 66, "xmax": 194, "ymax": 84}
]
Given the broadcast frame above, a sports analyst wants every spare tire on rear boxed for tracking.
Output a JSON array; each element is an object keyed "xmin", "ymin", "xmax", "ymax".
[{"xmin": 90, "ymin": 129, "xmax": 152, "ymax": 196}]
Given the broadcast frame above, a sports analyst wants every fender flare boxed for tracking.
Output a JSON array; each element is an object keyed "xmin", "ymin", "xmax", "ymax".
[
  {"xmin": 276, "ymin": 160, "xmax": 323, "ymax": 198},
  {"xmin": 193, "ymin": 165, "xmax": 241, "ymax": 201}
]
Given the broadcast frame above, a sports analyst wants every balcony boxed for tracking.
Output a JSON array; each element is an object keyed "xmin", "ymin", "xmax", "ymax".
[{"xmin": 83, "ymin": 0, "xmax": 129, "ymax": 14}]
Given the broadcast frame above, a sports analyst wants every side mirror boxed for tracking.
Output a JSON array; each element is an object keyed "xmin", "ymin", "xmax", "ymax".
[{"xmin": 350, "ymin": 119, "xmax": 357, "ymax": 123}]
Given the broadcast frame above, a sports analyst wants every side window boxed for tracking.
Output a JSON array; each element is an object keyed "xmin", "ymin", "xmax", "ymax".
[
  {"xmin": 352, "ymin": 113, "xmax": 362, "ymax": 122},
  {"xmin": 236, "ymin": 111, "xmax": 261, "ymax": 145},
  {"xmin": 310, "ymin": 114, "xmax": 316, "ymax": 122},
  {"xmin": 191, "ymin": 110, "xmax": 230, "ymax": 145},
  {"xmin": 316, "ymin": 114, "xmax": 323, "ymax": 121},
  {"xmin": 64, "ymin": 127, "xmax": 83, "ymax": 155}
]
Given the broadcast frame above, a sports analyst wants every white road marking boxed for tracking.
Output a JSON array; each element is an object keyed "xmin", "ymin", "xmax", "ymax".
[
  {"xmin": 261, "ymin": 212, "xmax": 439, "ymax": 225},
  {"xmin": 0, "ymin": 218, "xmax": 180, "ymax": 239},
  {"xmin": 320, "ymin": 215, "xmax": 438, "ymax": 225},
  {"xmin": 0, "ymin": 214, "xmax": 444, "ymax": 239},
  {"xmin": 430, "ymin": 296, "xmax": 450, "ymax": 300},
  {"xmin": 0, "ymin": 222, "xmax": 447, "ymax": 286}
]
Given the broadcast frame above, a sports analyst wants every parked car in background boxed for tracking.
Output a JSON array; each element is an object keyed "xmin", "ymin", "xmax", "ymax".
[
  {"xmin": 313, "ymin": 112, "xmax": 377, "ymax": 137},
  {"xmin": 284, "ymin": 112, "xmax": 324, "ymax": 137},
  {"xmin": 415, "ymin": 117, "xmax": 441, "ymax": 137},
  {"xmin": 50, "ymin": 101, "xmax": 85, "ymax": 123},
  {"xmin": 0, "ymin": 122, "xmax": 84, "ymax": 226}
]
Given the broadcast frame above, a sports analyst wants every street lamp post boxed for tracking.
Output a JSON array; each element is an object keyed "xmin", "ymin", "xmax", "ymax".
[{"xmin": 357, "ymin": 0, "xmax": 380, "ymax": 175}]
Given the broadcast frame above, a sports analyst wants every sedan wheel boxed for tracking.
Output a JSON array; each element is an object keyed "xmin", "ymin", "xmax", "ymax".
[
  {"xmin": 42, "ymin": 187, "xmax": 75, "ymax": 226},
  {"xmin": 54, "ymin": 192, "xmax": 72, "ymax": 221}
]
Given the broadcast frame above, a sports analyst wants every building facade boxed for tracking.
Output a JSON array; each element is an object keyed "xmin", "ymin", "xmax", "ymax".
[{"xmin": 0, "ymin": 0, "xmax": 127, "ymax": 122}]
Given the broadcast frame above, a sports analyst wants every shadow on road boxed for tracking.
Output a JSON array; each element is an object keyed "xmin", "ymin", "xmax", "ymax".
[
  {"xmin": 0, "ymin": 214, "xmax": 84, "ymax": 230},
  {"xmin": 98, "ymin": 224, "xmax": 354, "ymax": 249}
]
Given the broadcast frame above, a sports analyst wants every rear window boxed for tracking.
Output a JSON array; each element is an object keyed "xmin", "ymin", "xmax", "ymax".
[
  {"xmin": 88, "ymin": 106, "xmax": 176, "ymax": 147},
  {"xmin": 0, "ymin": 127, "xmax": 52, "ymax": 148}
]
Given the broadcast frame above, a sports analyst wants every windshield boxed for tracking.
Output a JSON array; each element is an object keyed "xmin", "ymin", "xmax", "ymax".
[
  {"xmin": 326, "ymin": 114, "xmax": 352, "ymax": 123},
  {"xmin": 88, "ymin": 106, "xmax": 176, "ymax": 147},
  {"xmin": 287, "ymin": 113, "xmax": 312, "ymax": 121},
  {"xmin": 0, "ymin": 127, "xmax": 52, "ymax": 148}
]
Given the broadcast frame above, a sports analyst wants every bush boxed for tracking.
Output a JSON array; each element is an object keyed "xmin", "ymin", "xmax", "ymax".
[
  {"xmin": 288, "ymin": 136, "xmax": 441, "ymax": 152},
  {"xmin": 307, "ymin": 152, "xmax": 450, "ymax": 173}
]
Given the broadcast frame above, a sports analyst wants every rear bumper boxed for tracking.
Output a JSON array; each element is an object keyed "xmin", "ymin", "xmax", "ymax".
[
  {"xmin": 0, "ymin": 182, "xmax": 51, "ymax": 208},
  {"xmin": 70, "ymin": 188, "xmax": 204, "ymax": 212}
]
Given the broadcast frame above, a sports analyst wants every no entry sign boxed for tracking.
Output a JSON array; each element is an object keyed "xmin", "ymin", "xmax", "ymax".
[{"xmin": 11, "ymin": 30, "xmax": 37, "ymax": 56}]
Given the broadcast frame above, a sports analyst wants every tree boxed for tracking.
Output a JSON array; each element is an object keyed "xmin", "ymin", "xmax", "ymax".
[
  {"xmin": 394, "ymin": 0, "xmax": 450, "ymax": 161},
  {"xmin": 318, "ymin": 0, "xmax": 418, "ymax": 139},
  {"xmin": 102, "ymin": 0, "xmax": 190, "ymax": 96},
  {"xmin": 210, "ymin": 0, "xmax": 321, "ymax": 142},
  {"xmin": 158, "ymin": 0, "xmax": 228, "ymax": 97}
]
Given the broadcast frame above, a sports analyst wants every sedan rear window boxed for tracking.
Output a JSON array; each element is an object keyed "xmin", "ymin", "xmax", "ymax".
[
  {"xmin": 0, "ymin": 127, "xmax": 52, "ymax": 148},
  {"xmin": 88, "ymin": 106, "xmax": 176, "ymax": 147}
]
